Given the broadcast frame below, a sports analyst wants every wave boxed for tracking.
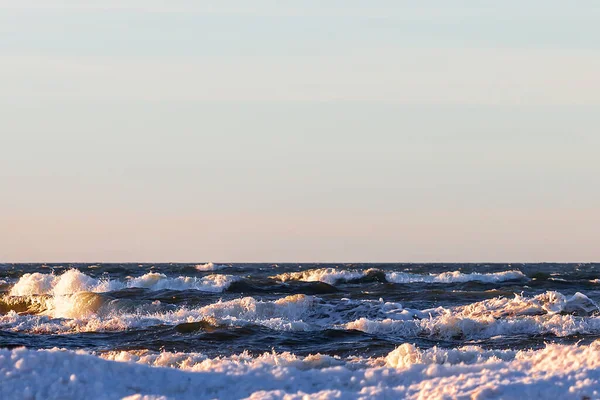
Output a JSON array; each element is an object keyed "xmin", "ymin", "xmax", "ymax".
[
  {"xmin": 127, "ymin": 272, "xmax": 237, "ymax": 292},
  {"xmin": 346, "ymin": 291, "xmax": 600, "ymax": 339},
  {"xmin": 271, "ymin": 268, "xmax": 527, "ymax": 285},
  {"xmin": 3, "ymin": 290, "xmax": 600, "ymax": 340},
  {"xmin": 272, "ymin": 268, "xmax": 368, "ymax": 285},
  {"xmin": 386, "ymin": 269, "xmax": 527, "ymax": 284},
  {"xmin": 8, "ymin": 269, "xmax": 239, "ymax": 297},
  {"xmin": 0, "ymin": 293, "xmax": 319, "ymax": 332},
  {"xmin": 2, "ymin": 342, "xmax": 600, "ymax": 399},
  {"xmin": 194, "ymin": 262, "xmax": 229, "ymax": 271},
  {"xmin": 2, "ymin": 269, "xmax": 240, "ymax": 321},
  {"xmin": 1, "ymin": 294, "xmax": 415, "ymax": 333}
]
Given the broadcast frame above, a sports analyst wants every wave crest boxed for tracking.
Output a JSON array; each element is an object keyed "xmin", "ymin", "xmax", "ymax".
[
  {"xmin": 271, "ymin": 268, "xmax": 527, "ymax": 285},
  {"xmin": 8, "ymin": 269, "xmax": 239, "ymax": 297}
]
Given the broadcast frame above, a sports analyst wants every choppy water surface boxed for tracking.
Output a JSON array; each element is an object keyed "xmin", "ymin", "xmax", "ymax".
[{"xmin": 2, "ymin": 263, "xmax": 600, "ymax": 357}]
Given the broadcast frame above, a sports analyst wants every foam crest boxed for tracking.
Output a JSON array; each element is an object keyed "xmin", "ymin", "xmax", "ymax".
[
  {"xmin": 8, "ymin": 269, "xmax": 238, "ymax": 297},
  {"xmin": 9, "ymin": 272, "xmax": 59, "ymax": 296},
  {"xmin": 346, "ymin": 291, "xmax": 600, "ymax": 339},
  {"xmin": 127, "ymin": 272, "xmax": 238, "ymax": 292},
  {"xmin": 386, "ymin": 269, "xmax": 527, "ymax": 284},
  {"xmin": 272, "ymin": 268, "xmax": 366, "ymax": 285},
  {"xmin": 0, "ymin": 309, "xmax": 167, "ymax": 334},
  {"xmin": 3, "ymin": 270, "xmax": 240, "ymax": 323},
  {"xmin": 164, "ymin": 294, "xmax": 318, "ymax": 331},
  {"xmin": 271, "ymin": 268, "xmax": 527, "ymax": 285},
  {"xmin": 195, "ymin": 262, "xmax": 228, "ymax": 271},
  {"xmin": 10, "ymin": 270, "xmax": 117, "ymax": 296},
  {"xmin": 0, "ymin": 294, "xmax": 319, "ymax": 333},
  {"xmin": 455, "ymin": 291, "xmax": 599, "ymax": 318}
]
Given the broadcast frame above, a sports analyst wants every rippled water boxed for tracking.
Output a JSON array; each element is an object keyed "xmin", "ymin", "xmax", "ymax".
[{"xmin": 2, "ymin": 262, "xmax": 600, "ymax": 358}]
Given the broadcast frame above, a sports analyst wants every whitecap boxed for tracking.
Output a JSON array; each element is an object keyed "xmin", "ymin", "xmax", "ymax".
[
  {"xmin": 195, "ymin": 262, "xmax": 228, "ymax": 272},
  {"xmin": 271, "ymin": 268, "xmax": 527, "ymax": 285},
  {"xmin": 8, "ymin": 269, "xmax": 239, "ymax": 297},
  {"xmin": 386, "ymin": 270, "xmax": 527, "ymax": 284}
]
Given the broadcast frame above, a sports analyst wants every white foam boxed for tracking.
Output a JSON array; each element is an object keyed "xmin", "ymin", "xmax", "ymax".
[
  {"xmin": 2, "ymin": 342, "xmax": 600, "ymax": 399},
  {"xmin": 127, "ymin": 272, "xmax": 238, "ymax": 292},
  {"xmin": 384, "ymin": 343, "xmax": 517, "ymax": 369},
  {"xmin": 160, "ymin": 294, "xmax": 318, "ymax": 331},
  {"xmin": 345, "ymin": 291, "xmax": 600, "ymax": 339},
  {"xmin": 386, "ymin": 269, "xmax": 527, "ymax": 284},
  {"xmin": 0, "ymin": 294, "xmax": 319, "ymax": 333},
  {"xmin": 3, "ymin": 287, "xmax": 600, "ymax": 340},
  {"xmin": 272, "ymin": 268, "xmax": 366, "ymax": 285},
  {"xmin": 195, "ymin": 262, "xmax": 228, "ymax": 271},
  {"xmin": 271, "ymin": 268, "xmax": 527, "ymax": 285},
  {"xmin": 3, "ymin": 270, "xmax": 240, "ymax": 323},
  {"xmin": 8, "ymin": 269, "xmax": 239, "ymax": 297},
  {"xmin": 100, "ymin": 349, "xmax": 345, "ymax": 372}
]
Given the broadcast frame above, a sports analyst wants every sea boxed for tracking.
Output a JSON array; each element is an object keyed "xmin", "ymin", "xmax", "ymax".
[{"xmin": 2, "ymin": 263, "xmax": 600, "ymax": 399}]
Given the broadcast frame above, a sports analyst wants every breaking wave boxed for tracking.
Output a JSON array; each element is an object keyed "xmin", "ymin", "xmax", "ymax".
[
  {"xmin": 2, "ymin": 289, "xmax": 599, "ymax": 340},
  {"xmin": 272, "ymin": 268, "xmax": 527, "ymax": 285},
  {"xmin": 9, "ymin": 269, "xmax": 238, "ymax": 296},
  {"xmin": 195, "ymin": 262, "xmax": 229, "ymax": 271}
]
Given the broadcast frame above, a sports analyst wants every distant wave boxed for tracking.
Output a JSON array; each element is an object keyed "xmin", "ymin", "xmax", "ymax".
[
  {"xmin": 273, "ymin": 268, "xmax": 367, "ymax": 285},
  {"xmin": 195, "ymin": 262, "xmax": 229, "ymax": 271},
  {"xmin": 272, "ymin": 268, "xmax": 527, "ymax": 285},
  {"xmin": 386, "ymin": 269, "xmax": 527, "ymax": 283}
]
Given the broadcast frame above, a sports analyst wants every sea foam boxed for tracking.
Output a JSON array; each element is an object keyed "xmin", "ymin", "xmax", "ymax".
[
  {"xmin": 346, "ymin": 291, "xmax": 600, "ymax": 339},
  {"xmin": 195, "ymin": 262, "xmax": 229, "ymax": 271},
  {"xmin": 9, "ymin": 269, "xmax": 238, "ymax": 296},
  {"xmin": 3, "ymin": 290, "xmax": 600, "ymax": 340},
  {"xmin": 2, "ymin": 342, "xmax": 600, "ymax": 399},
  {"xmin": 272, "ymin": 268, "xmax": 527, "ymax": 285},
  {"xmin": 0, "ymin": 293, "xmax": 319, "ymax": 333},
  {"xmin": 386, "ymin": 269, "xmax": 527, "ymax": 284}
]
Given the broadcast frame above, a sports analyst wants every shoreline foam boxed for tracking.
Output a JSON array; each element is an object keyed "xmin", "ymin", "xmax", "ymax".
[{"xmin": 2, "ymin": 343, "xmax": 600, "ymax": 399}]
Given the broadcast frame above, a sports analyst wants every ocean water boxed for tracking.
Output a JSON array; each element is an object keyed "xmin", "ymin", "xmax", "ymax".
[{"xmin": 2, "ymin": 263, "xmax": 600, "ymax": 399}]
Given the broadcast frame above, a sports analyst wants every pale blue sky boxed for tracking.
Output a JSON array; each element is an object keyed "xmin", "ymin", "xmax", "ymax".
[{"xmin": 1, "ymin": 1, "xmax": 599, "ymax": 262}]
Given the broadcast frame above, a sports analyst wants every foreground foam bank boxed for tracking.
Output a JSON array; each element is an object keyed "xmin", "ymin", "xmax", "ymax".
[{"xmin": 1, "ymin": 342, "xmax": 600, "ymax": 399}]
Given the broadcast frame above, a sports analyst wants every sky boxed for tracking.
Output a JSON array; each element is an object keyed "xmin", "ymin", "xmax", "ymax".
[{"xmin": 1, "ymin": 1, "xmax": 599, "ymax": 262}]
